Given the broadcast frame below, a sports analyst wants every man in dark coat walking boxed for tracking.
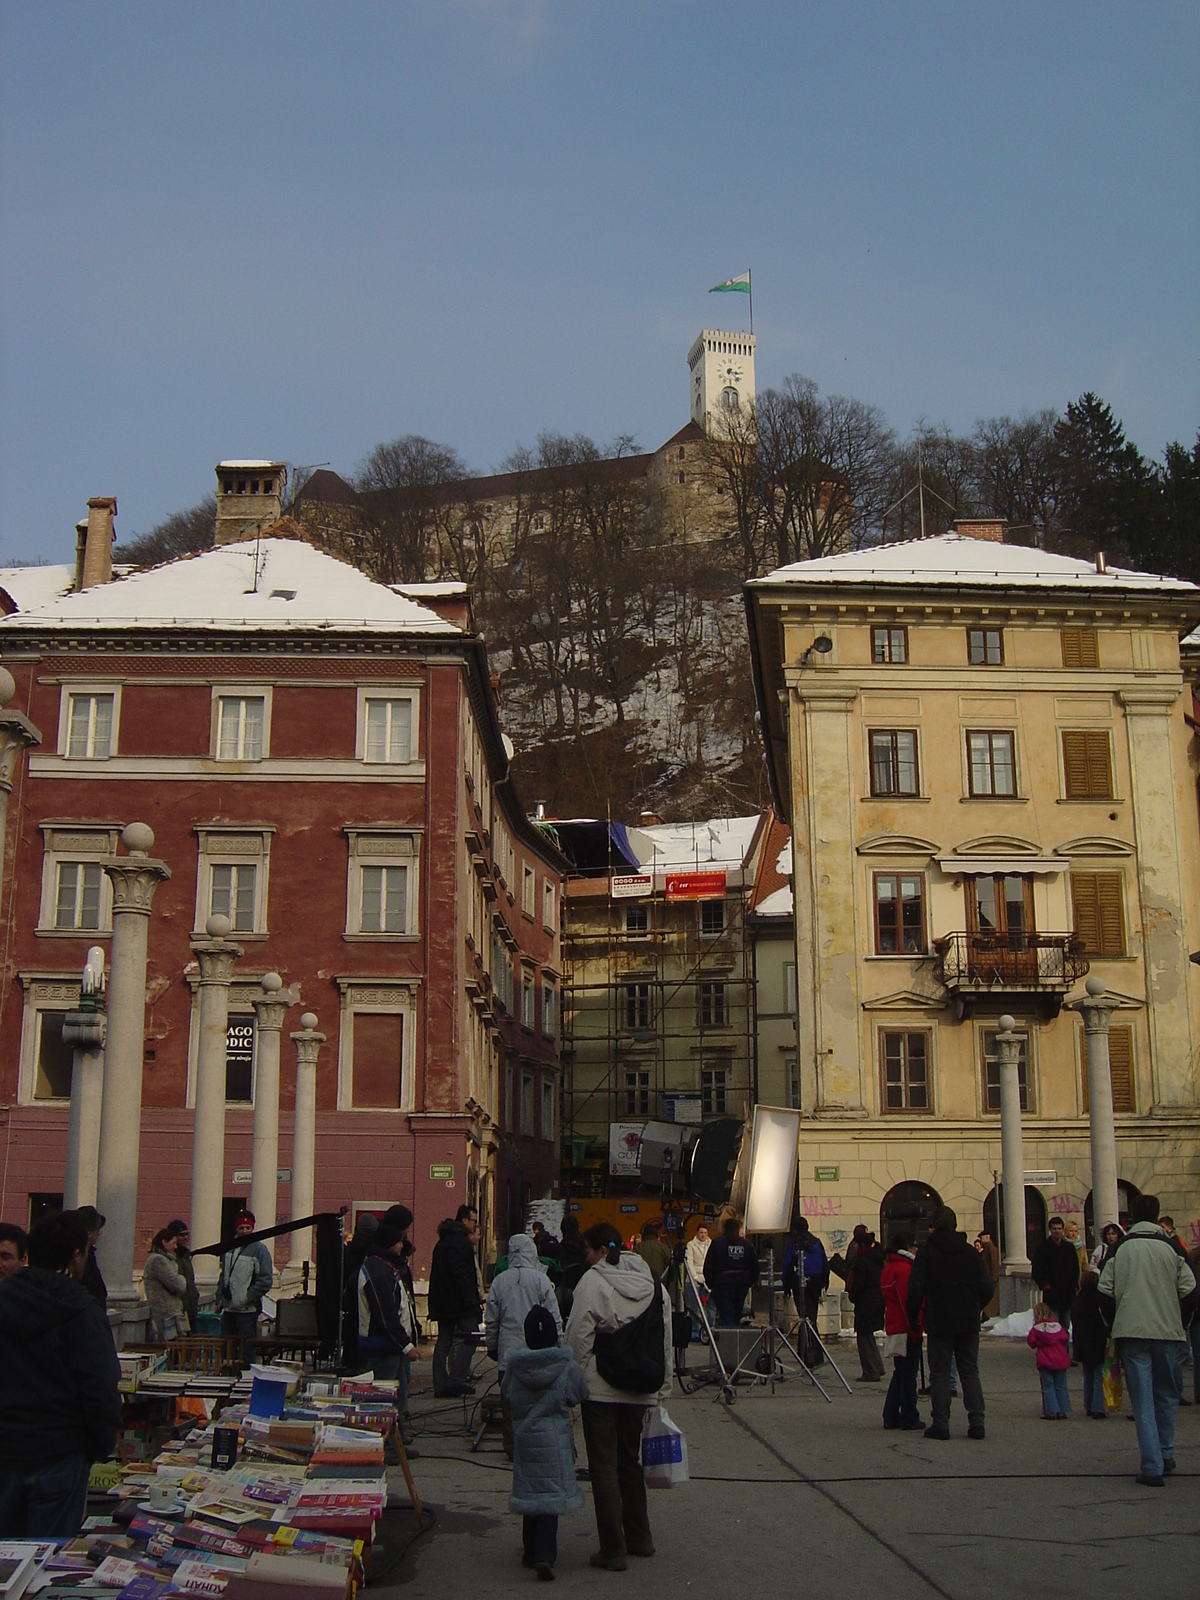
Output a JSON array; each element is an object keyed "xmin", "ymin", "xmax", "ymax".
[
  {"xmin": 907, "ymin": 1205, "xmax": 994, "ymax": 1440},
  {"xmin": 1031, "ymin": 1217, "xmax": 1081, "ymax": 1332},
  {"xmin": 848, "ymin": 1234, "xmax": 886, "ymax": 1381},
  {"xmin": 428, "ymin": 1208, "xmax": 482, "ymax": 1397},
  {"xmin": 0, "ymin": 1211, "xmax": 121, "ymax": 1536}
]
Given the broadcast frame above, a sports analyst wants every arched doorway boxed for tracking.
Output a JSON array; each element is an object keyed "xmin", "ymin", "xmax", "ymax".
[
  {"xmin": 1084, "ymin": 1180, "xmax": 1141, "ymax": 1253},
  {"xmin": 983, "ymin": 1184, "xmax": 1047, "ymax": 1264},
  {"xmin": 880, "ymin": 1181, "xmax": 942, "ymax": 1249}
]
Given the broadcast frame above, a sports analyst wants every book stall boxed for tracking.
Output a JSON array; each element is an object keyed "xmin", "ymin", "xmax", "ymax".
[{"xmin": 0, "ymin": 1373, "xmax": 422, "ymax": 1600}]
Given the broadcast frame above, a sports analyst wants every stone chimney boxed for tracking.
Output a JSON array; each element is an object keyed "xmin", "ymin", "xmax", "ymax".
[
  {"xmin": 214, "ymin": 462, "xmax": 286, "ymax": 547},
  {"xmin": 76, "ymin": 498, "xmax": 117, "ymax": 590},
  {"xmin": 954, "ymin": 517, "xmax": 1006, "ymax": 544}
]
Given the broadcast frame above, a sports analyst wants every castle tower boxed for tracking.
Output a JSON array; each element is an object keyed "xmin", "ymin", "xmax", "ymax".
[
  {"xmin": 214, "ymin": 461, "xmax": 287, "ymax": 547},
  {"xmin": 687, "ymin": 329, "xmax": 756, "ymax": 434}
]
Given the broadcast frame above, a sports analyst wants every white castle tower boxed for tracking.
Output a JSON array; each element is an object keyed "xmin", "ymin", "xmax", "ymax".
[{"xmin": 687, "ymin": 329, "xmax": 757, "ymax": 434}]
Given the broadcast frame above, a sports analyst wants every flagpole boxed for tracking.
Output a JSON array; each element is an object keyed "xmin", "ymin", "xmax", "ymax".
[{"xmin": 749, "ymin": 267, "xmax": 753, "ymax": 335}]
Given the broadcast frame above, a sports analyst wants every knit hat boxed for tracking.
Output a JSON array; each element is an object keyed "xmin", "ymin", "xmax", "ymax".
[
  {"xmin": 373, "ymin": 1224, "xmax": 404, "ymax": 1253},
  {"xmin": 383, "ymin": 1204, "xmax": 414, "ymax": 1233},
  {"xmin": 164, "ymin": 1220, "xmax": 190, "ymax": 1239},
  {"xmin": 524, "ymin": 1306, "xmax": 558, "ymax": 1350}
]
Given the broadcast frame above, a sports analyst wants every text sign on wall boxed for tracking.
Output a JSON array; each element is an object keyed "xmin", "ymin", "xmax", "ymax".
[
  {"xmin": 429, "ymin": 1163, "xmax": 455, "ymax": 1181},
  {"xmin": 609, "ymin": 1122, "xmax": 645, "ymax": 1176},
  {"xmin": 1024, "ymin": 1170, "xmax": 1057, "ymax": 1185},
  {"xmin": 611, "ymin": 873, "xmax": 653, "ymax": 900},
  {"xmin": 814, "ymin": 1165, "xmax": 840, "ymax": 1182},
  {"xmin": 665, "ymin": 870, "xmax": 727, "ymax": 901}
]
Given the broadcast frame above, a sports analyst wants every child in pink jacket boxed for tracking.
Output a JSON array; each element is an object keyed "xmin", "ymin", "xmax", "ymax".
[{"xmin": 1028, "ymin": 1301, "xmax": 1072, "ymax": 1418}]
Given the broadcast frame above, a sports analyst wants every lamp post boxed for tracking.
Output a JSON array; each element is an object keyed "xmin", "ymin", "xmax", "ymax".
[{"xmin": 1071, "ymin": 977, "xmax": 1121, "ymax": 1239}]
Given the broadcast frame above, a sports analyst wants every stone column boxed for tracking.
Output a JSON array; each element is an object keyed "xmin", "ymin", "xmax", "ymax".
[
  {"xmin": 94, "ymin": 823, "xmax": 170, "ymax": 1308},
  {"xmin": 63, "ymin": 948, "xmax": 107, "ymax": 1211},
  {"xmin": 1072, "ymin": 976, "xmax": 1121, "ymax": 1237},
  {"xmin": 0, "ymin": 666, "xmax": 40, "ymax": 910},
  {"xmin": 996, "ymin": 1013, "xmax": 1031, "ymax": 1276},
  {"xmin": 189, "ymin": 915, "xmax": 243, "ymax": 1287},
  {"xmin": 249, "ymin": 973, "xmax": 290, "ymax": 1264},
  {"xmin": 289, "ymin": 1012, "xmax": 325, "ymax": 1269}
]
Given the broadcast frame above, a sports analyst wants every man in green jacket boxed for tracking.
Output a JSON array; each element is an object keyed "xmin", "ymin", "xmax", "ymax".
[{"xmin": 1098, "ymin": 1194, "xmax": 1196, "ymax": 1487}]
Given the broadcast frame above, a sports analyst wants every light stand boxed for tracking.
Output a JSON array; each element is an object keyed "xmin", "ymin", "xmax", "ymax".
[
  {"xmin": 792, "ymin": 1245, "xmax": 851, "ymax": 1395},
  {"xmin": 678, "ymin": 1257, "xmax": 735, "ymax": 1403},
  {"xmin": 721, "ymin": 1241, "xmax": 833, "ymax": 1401}
]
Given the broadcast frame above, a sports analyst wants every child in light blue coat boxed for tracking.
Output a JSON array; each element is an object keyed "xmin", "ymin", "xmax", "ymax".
[{"xmin": 501, "ymin": 1305, "xmax": 588, "ymax": 1580}]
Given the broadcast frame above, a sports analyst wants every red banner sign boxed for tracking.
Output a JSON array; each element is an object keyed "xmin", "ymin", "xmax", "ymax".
[{"xmin": 664, "ymin": 870, "xmax": 726, "ymax": 901}]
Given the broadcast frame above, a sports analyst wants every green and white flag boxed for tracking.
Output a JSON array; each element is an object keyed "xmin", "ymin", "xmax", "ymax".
[{"xmin": 709, "ymin": 271, "xmax": 750, "ymax": 293}]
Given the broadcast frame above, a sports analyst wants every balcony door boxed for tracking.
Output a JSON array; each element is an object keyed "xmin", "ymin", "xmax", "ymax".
[{"xmin": 965, "ymin": 874, "xmax": 1037, "ymax": 983}]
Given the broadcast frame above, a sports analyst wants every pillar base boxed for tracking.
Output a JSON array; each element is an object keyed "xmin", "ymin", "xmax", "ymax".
[
  {"xmin": 998, "ymin": 1269, "xmax": 1034, "ymax": 1317},
  {"xmin": 107, "ymin": 1294, "xmax": 151, "ymax": 1351}
]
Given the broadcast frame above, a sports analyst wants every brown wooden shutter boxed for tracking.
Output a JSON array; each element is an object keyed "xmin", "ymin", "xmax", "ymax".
[
  {"xmin": 1062, "ymin": 731, "xmax": 1090, "ymax": 797},
  {"xmin": 1061, "ymin": 627, "xmax": 1099, "ymax": 668},
  {"xmin": 1085, "ymin": 731, "xmax": 1113, "ymax": 797},
  {"xmin": 1071, "ymin": 873, "xmax": 1101, "ymax": 951},
  {"xmin": 1096, "ymin": 872, "xmax": 1125, "ymax": 956},
  {"xmin": 1108, "ymin": 1025, "xmax": 1134, "ymax": 1111}
]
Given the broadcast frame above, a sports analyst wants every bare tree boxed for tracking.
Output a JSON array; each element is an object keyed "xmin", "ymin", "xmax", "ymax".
[
  {"xmin": 972, "ymin": 410, "xmax": 1061, "ymax": 546},
  {"xmin": 353, "ymin": 435, "xmax": 472, "ymax": 583},
  {"xmin": 115, "ymin": 496, "xmax": 216, "ymax": 565}
]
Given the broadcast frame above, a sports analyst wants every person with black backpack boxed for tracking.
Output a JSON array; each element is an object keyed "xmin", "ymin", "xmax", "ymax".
[{"xmin": 564, "ymin": 1225, "xmax": 672, "ymax": 1572}]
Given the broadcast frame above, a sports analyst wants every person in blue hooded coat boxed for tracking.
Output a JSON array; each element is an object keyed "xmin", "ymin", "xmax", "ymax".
[{"xmin": 501, "ymin": 1305, "xmax": 588, "ymax": 1580}]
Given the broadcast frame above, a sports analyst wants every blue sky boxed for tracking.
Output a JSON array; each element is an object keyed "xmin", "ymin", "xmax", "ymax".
[{"xmin": 1, "ymin": 2, "xmax": 1196, "ymax": 559}]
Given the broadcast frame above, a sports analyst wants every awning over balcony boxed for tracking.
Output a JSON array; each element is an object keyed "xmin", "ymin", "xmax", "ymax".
[{"xmin": 934, "ymin": 854, "xmax": 1069, "ymax": 877}]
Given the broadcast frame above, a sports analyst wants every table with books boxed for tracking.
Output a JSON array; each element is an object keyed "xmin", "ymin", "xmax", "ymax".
[{"xmin": 0, "ymin": 1376, "xmax": 421, "ymax": 1600}]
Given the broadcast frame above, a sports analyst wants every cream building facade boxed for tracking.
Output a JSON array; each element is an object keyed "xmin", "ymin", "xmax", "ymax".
[{"xmin": 746, "ymin": 524, "xmax": 1200, "ymax": 1254}]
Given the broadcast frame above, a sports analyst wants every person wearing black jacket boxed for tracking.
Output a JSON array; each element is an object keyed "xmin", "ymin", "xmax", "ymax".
[
  {"xmin": 848, "ymin": 1235, "xmax": 886, "ymax": 1381},
  {"xmin": 1072, "ymin": 1271, "xmax": 1110, "ymax": 1418},
  {"xmin": 75, "ymin": 1205, "xmax": 107, "ymax": 1312},
  {"xmin": 428, "ymin": 1211, "xmax": 482, "ymax": 1397},
  {"xmin": 1031, "ymin": 1217, "xmax": 1081, "ymax": 1332},
  {"xmin": 906, "ymin": 1206, "xmax": 994, "ymax": 1440},
  {"xmin": 0, "ymin": 1210, "xmax": 121, "ymax": 1536},
  {"xmin": 702, "ymin": 1217, "xmax": 760, "ymax": 1326}
]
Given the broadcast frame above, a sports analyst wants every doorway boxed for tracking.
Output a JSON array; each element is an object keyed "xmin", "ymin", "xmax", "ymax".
[
  {"xmin": 879, "ymin": 1181, "xmax": 942, "ymax": 1249},
  {"xmin": 983, "ymin": 1184, "xmax": 1047, "ymax": 1264},
  {"xmin": 1083, "ymin": 1180, "xmax": 1141, "ymax": 1253}
]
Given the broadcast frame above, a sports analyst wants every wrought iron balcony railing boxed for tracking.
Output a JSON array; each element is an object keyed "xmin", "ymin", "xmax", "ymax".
[{"xmin": 933, "ymin": 931, "xmax": 1089, "ymax": 992}]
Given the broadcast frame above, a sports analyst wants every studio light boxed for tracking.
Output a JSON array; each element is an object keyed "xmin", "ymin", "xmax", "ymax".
[{"xmin": 743, "ymin": 1106, "xmax": 801, "ymax": 1234}]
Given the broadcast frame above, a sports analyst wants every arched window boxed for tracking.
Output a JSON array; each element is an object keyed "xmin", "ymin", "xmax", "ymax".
[
  {"xmin": 879, "ymin": 1180, "xmax": 942, "ymax": 1248},
  {"xmin": 983, "ymin": 1184, "xmax": 1047, "ymax": 1262},
  {"xmin": 722, "ymin": 386, "xmax": 739, "ymax": 411},
  {"xmin": 1083, "ymin": 1179, "xmax": 1141, "ymax": 1253}
]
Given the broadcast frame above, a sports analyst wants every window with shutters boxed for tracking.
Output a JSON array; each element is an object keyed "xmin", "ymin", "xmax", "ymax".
[
  {"xmin": 1070, "ymin": 871, "xmax": 1125, "ymax": 957},
  {"xmin": 1061, "ymin": 627, "xmax": 1099, "ymax": 668},
  {"xmin": 1081, "ymin": 1024, "xmax": 1135, "ymax": 1113},
  {"xmin": 1061, "ymin": 731, "xmax": 1113, "ymax": 799}
]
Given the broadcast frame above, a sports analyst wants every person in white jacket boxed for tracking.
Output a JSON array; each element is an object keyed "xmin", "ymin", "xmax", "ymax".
[
  {"xmin": 485, "ymin": 1233, "xmax": 563, "ymax": 1458},
  {"xmin": 565, "ymin": 1226, "xmax": 672, "ymax": 1572}
]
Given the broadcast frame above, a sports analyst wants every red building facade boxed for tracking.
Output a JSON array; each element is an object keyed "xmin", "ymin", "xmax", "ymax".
[{"xmin": 0, "ymin": 533, "xmax": 563, "ymax": 1279}]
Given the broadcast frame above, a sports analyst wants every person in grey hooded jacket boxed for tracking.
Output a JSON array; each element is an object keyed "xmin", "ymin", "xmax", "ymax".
[
  {"xmin": 502, "ymin": 1305, "xmax": 588, "ymax": 1579},
  {"xmin": 486, "ymin": 1232, "xmax": 562, "ymax": 1457}
]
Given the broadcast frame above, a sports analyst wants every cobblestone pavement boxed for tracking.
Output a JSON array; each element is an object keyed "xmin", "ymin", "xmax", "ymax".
[{"xmin": 377, "ymin": 1339, "xmax": 1197, "ymax": 1598}]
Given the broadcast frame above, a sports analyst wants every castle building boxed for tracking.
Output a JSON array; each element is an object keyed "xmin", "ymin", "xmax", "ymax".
[{"xmin": 746, "ymin": 521, "xmax": 1200, "ymax": 1253}]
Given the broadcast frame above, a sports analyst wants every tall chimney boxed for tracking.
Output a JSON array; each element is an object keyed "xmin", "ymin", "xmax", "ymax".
[
  {"xmin": 953, "ymin": 517, "xmax": 1006, "ymax": 544},
  {"xmin": 79, "ymin": 498, "xmax": 117, "ymax": 590},
  {"xmin": 214, "ymin": 462, "xmax": 286, "ymax": 547}
]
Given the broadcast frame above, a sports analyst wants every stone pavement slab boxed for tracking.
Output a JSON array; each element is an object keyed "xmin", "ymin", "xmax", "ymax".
[{"xmin": 376, "ymin": 1341, "xmax": 1198, "ymax": 1598}]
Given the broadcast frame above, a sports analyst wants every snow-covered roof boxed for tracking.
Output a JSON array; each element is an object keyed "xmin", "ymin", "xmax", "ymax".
[
  {"xmin": 625, "ymin": 815, "xmax": 761, "ymax": 872},
  {"xmin": 392, "ymin": 582, "xmax": 470, "ymax": 599},
  {"xmin": 0, "ymin": 564, "xmax": 76, "ymax": 610},
  {"xmin": 217, "ymin": 460, "xmax": 285, "ymax": 470},
  {"xmin": 750, "ymin": 534, "xmax": 1198, "ymax": 595},
  {"xmin": 755, "ymin": 883, "xmax": 793, "ymax": 917},
  {"xmin": 0, "ymin": 539, "xmax": 461, "ymax": 635}
]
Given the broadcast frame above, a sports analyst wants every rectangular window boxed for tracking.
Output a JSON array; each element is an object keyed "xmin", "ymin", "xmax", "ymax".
[
  {"xmin": 543, "ymin": 880, "xmax": 556, "ymax": 931},
  {"xmin": 1082, "ymin": 1024, "xmax": 1135, "ymax": 1114},
  {"xmin": 700, "ymin": 900, "xmax": 725, "ymax": 936},
  {"xmin": 521, "ymin": 971, "xmax": 535, "ymax": 1029},
  {"xmin": 786, "ymin": 1056, "xmax": 800, "ymax": 1110},
  {"xmin": 34, "ymin": 1012, "xmax": 73, "ymax": 1101},
  {"xmin": 521, "ymin": 1073, "xmax": 535, "ymax": 1135},
  {"xmin": 1061, "ymin": 730, "xmax": 1113, "ymax": 799},
  {"xmin": 624, "ymin": 1068, "xmax": 650, "ymax": 1117},
  {"xmin": 699, "ymin": 980, "xmax": 727, "ymax": 1028},
  {"xmin": 522, "ymin": 866, "xmax": 536, "ymax": 916},
  {"xmin": 625, "ymin": 904, "xmax": 648, "ymax": 934},
  {"xmin": 624, "ymin": 983, "xmax": 652, "ymax": 1030},
  {"xmin": 542, "ymin": 981, "xmax": 556, "ymax": 1037},
  {"xmin": 784, "ymin": 963, "xmax": 797, "ymax": 1015},
  {"xmin": 216, "ymin": 696, "xmax": 265, "ymax": 760},
  {"xmin": 873, "ymin": 873, "xmax": 926, "ymax": 955},
  {"xmin": 54, "ymin": 862, "xmax": 103, "ymax": 931},
  {"xmin": 701, "ymin": 1066, "xmax": 727, "ymax": 1116},
  {"xmin": 967, "ymin": 627, "xmax": 1003, "ymax": 665},
  {"xmin": 360, "ymin": 864, "xmax": 407, "ymax": 933},
  {"xmin": 981, "ymin": 1028, "xmax": 1030, "ymax": 1112},
  {"xmin": 210, "ymin": 863, "xmax": 257, "ymax": 932},
  {"xmin": 1061, "ymin": 627, "xmax": 1099, "ymax": 669},
  {"xmin": 67, "ymin": 693, "xmax": 114, "ymax": 759},
  {"xmin": 966, "ymin": 730, "xmax": 1016, "ymax": 796},
  {"xmin": 351, "ymin": 1013, "xmax": 403, "ymax": 1108},
  {"xmin": 881, "ymin": 1030, "xmax": 930, "ymax": 1111},
  {"xmin": 1071, "ymin": 871, "xmax": 1125, "ymax": 957},
  {"xmin": 871, "ymin": 626, "xmax": 907, "ymax": 664},
  {"xmin": 869, "ymin": 730, "xmax": 919, "ymax": 797},
  {"xmin": 225, "ymin": 1017, "xmax": 255, "ymax": 1103},
  {"xmin": 541, "ymin": 1077, "xmax": 555, "ymax": 1142},
  {"xmin": 364, "ymin": 698, "xmax": 412, "ymax": 763},
  {"xmin": 968, "ymin": 874, "xmax": 1034, "ymax": 939}
]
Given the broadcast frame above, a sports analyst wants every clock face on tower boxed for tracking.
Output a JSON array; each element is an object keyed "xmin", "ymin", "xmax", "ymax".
[{"xmin": 720, "ymin": 363, "xmax": 743, "ymax": 385}]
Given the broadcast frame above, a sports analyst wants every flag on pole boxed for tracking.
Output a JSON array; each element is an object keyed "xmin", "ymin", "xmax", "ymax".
[{"xmin": 709, "ymin": 271, "xmax": 751, "ymax": 293}]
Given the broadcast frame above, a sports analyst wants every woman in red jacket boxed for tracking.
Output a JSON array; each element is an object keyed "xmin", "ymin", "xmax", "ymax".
[{"xmin": 880, "ymin": 1231, "xmax": 924, "ymax": 1430}]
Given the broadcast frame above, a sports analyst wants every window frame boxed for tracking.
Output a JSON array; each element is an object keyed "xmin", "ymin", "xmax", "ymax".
[
  {"xmin": 868, "ymin": 728, "xmax": 920, "ymax": 797},
  {"xmin": 521, "ymin": 1071, "xmax": 536, "ymax": 1136},
  {"xmin": 965, "ymin": 729, "xmax": 1017, "ymax": 797},
  {"xmin": 966, "ymin": 626, "xmax": 1004, "ymax": 666},
  {"xmin": 193, "ymin": 825, "xmax": 274, "ymax": 939},
  {"xmin": 212, "ymin": 688, "xmax": 271, "ymax": 762},
  {"xmin": 871, "ymin": 625, "xmax": 908, "ymax": 664},
  {"xmin": 880, "ymin": 1029, "xmax": 932, "ymax": 1113},
  {"xmin": 980, "ymin": 1026, "xmax": 1033, "ymax": 1114},
  {"xmin": 209, "ymin": 861, "xmax": 259, "ymax": 934},
  {"xmin": 334, "ymin": 977, "xmax": 419, "ymax": 1113},
  {"xmin": 543, "ymin": 879, "xmax": 557, "ymax": 932},
  {"xmin": 343, "ymin": 828, "xmax": 421, "ymax": 941},
  {"xmin": 354, "ymin": 687, "xmax": 420, "ymax": 766},
  {"xmin": 37, "ymin": 824, "xmax": 120, "ymax": 937},
  {"xmin": 520, "ymin": 968, "xmax": 536, "ymax": 1031},
  {"xmin": 701, "ymin": 1063, "xmax": 728, "ymax": 1116},
  {"xmin": 622, "ymin": 982, "xmax": 653, "ymax": 1032},
  {"xmin": 522, "ymin": 865, "xmax": 536, "ymax": 918},
  {"xmin": 17, "ymin": 974, "xmax": 84, "ymax": 1105},
  {"xmin": 700, "ymin": 899, "xmax": 726, "ymax": 936},
  {"xmin": 1060, "ymin": 729, "xmax": 1114, "ymax": 800},
  {"xmin": 541, "ymin": 1075, "xmax": 555, "ymax": 1143},
  {"xmin": 623, "ymin": 1065, "xmax": 651, "ymax": 1117},
  {"xmin": 625, "ymin": 903, "xmax": 649, "ymax": 935},
  {"xmin": 699, "ymin": 979, "xmax": 728, "ymax": 1029},
  {"xmin": 57, "ymin": 684, "xmax": 122, "ymax": 761},
  {"xmin": 542, "ymin": 977, "xmax": 556, "ymax": 1038},
  {"xmin": 872, "ymin": 871, "xmax": 927, "ymax": 956}
]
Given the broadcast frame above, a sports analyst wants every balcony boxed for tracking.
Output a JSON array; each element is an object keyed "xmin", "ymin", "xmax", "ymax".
[{"xmin": 933, "ymin": 931, "xmax": 1088, "ymax": 1019}]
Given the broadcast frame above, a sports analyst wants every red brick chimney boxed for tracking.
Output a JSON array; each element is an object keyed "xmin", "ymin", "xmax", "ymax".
[
  {"xmin": 76, "ymin": 498, "xmax": 117, "ymax": 590},
  {"xmin": 954, "ymin": 517, "xmax": 1006, "ymax": 544}
]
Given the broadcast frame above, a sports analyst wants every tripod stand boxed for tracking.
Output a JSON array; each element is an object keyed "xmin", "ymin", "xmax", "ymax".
[
  {"xmin": 787, "ymin": 1247, "xmax": 852, "ymax": 1396},
  {"xmin": 720, "ymin": 1244, "xmax": 835, "ymax": 1401}
]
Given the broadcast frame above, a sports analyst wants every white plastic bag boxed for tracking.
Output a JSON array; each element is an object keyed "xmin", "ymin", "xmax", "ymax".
[{"xmin": 642, "ymin": 1405, "xmax": 689, "ymax": 1487}]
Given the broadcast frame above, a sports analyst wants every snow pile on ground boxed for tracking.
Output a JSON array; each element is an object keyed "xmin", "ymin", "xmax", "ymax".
[{"xmin": 983, "ymin": 1308, "xmax": 1034, "ymax": 1339}]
